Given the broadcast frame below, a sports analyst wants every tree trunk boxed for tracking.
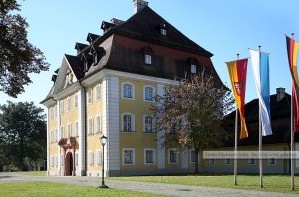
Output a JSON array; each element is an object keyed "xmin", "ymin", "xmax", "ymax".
[{"xmin": 194, "ymin": 149, "xmax": 199, "ymax": 174}]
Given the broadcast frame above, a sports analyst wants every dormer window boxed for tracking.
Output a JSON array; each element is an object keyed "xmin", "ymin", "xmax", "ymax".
[
  {"xmin": 191, "ymin": 64, "xmax": 197, "ymax": 74},
  {"xmin": 142, "ymin": 46, "xmax": 154, "ymax": 65},
  {"xmin": 84, "ymin": 60, "xmax": 88, "ymax": 71},
  {"xmin": 93, "ymin": 53, "xmax": 98, "ymax": 64},
  {"xmin": 144, "ymin": 54, "xmax": 152, "ymax": 65},
  {"xmin": 160, "ymin": 28, "xmax": 167, "ymax": 36},
  {"xmin": 160, "ymin": 22, "xmax": 167, "ymax": 36}
]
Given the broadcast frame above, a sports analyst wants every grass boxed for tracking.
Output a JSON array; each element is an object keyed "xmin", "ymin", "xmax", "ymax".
[
  {"xmin": 109, "ymin": 174, "xmax": 299, "ymax": 194},
  {"xmin": 0, "ymin": 182, "xmax": 168, "ymax": 197}
]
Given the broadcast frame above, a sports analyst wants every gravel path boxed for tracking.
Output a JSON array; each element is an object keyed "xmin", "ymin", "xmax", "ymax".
[{"xmin": 0, "ymin": 172, "xmax": 298, "ymax": 197}]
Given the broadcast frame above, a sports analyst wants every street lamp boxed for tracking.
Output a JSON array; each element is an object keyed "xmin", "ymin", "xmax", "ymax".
[{"xmin": 99, "ymin": 135, "xmax": 108, "ymax": 188}]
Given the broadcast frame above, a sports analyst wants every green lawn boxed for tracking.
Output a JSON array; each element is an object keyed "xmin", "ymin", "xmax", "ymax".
[
  {"xmin": 0, "ymin": 182, "xmax": 168, "ymax": 197},
  {"xmin": 109, "ymin": 175, "xmax": 299, "ymax": 194}
]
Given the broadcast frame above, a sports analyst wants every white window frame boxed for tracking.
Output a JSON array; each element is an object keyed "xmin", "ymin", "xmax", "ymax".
[
  {"xmin": 122, "ymin": 148, "xmax": 135, "ymax": 165},
  {"xmin": 144, "ymin": 148, "xmax": 156, "ymax": 164},
  {"xmin": 96, "ymin": 115, "xmax": 102, "ymax": 133},
  {"xmin": 143, "ymin": 115, "xmax": 153, "ymax": 133},
  {"xmin": 60, "ymin": 100, "xmax": 64, "ymax": 114},
  {"xmin": 95, "ymin": 149, "xmax": 103, "ymax": 166},
  {"xmin": 122, "ymin": 113, "xmax": 135, "ymax": 132},
  {"xmin": 224, "ymin": 158, "xmax": 231, "ymax": 165},
  {"xmin": 160, "ymin": 28, "xmax": 167, "ymax": 36},
  {"xmin": 88, "ymin": 151, "xmax": 94, "ymax": 166},
  {"xmin": 54, "ymin": 105, "xmax": 57, "ymax": 118},
  {"xmin": 143, "ymin": 86, "xmax": 155, "ymax": 102},
  {"xmin": 55, "ymin": 128, "xmax": 58, "ymax": 142},
  {"xmin": 190, "ymin": 149, "xmax": 196, "ymax": 163},
  {"xmin": 60, "ymin": 126, "xmax": 64, "ymax": 139},
  {"xmin": 268, "ymin": 157, "xmax": 276, "ymax": 165},
  {"xmin": 144, "ymin": 54, "xmax": 152, "ymax": 65},
  {"xmin": 67, "ymin": 97, "xmax": 71, "ymax": 112},
  {"xmin": 74, "ymin": 93, "xmax": 78, "ymax": 108},
  {"xmin": 248, "ymin": 158, "xmax": 256, "ymax": 165},
  {"xmin": 95, "ymin": 83, "xmax": 101, "ymax": 101},
  {"xmin": 191, "ymin": 64, "xmax": 197, "ymax": 74},
  {"xmin": 88, "ymin": 117, "xmax": 93, "ymax": 135},
  {"xmin": 75, "ymin": 121, "xmax": 79, "ymax": 137},
  {"xmin": 67, "ymin": 123, "xmax": 72, "ymax": 138},
  {"xmin": 208, "ymin": 159, "xmax": 215, "ymax": 165},
  {"xmin": 168, "ymin": 149, "xmax": 178, "ymax": 164},
  {"xmin": 122, "ymin": 82, "xmax": 135, "ymax": 100},
  {"xmin": 87, "ymin": 88, "xmax": 93, "ymax": 104}
]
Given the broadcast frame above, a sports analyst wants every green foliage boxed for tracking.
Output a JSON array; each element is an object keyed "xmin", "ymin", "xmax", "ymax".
[
  {"xmin": 0, "ymin": 101, "xmax": 47, "ymax": 170},
  {"xmin": 0, "ymin": 0, "xmax": 49, "ymax": 97},
  {"xmin": 152, "ymin": 73, "xmax": 234, "ymax": 173}
]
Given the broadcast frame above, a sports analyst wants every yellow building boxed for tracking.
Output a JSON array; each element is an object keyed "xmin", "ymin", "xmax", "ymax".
[{"xmin": 41, "ymin": 0, "xmax": 222, "ymax": 176}]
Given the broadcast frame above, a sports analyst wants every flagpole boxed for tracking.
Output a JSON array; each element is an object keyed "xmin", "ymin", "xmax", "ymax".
[
  {"xmin": 290, "ymin": 33, "xmax": 295, "ymax": 191},
  {"xmin": 258, "ymin": 45, "xmax": 263, "ymax": 188},
  {"xmin": 234, "ymin": 54, "xmax": 240, "ymax": 186}
]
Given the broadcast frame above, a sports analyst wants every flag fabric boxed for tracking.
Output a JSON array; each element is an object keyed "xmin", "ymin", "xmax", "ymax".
[
  {"xmin": 286, "ymin": 36, "xmax": 299, "ymax": 132},
  {"xmin": 226, "ymin": 58, "xmax": 248, "ymax": 139},
  {"xmin": 292, "ymin": 82, "xmax": 299, "ymax": 132},
  {"xmin": 250, "ymin": 49, "xmax": 273, "ymax": 136}
]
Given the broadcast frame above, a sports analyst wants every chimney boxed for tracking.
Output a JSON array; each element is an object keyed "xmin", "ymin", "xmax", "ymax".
[
  {"xmin": 133, "ymin": 0, "xmax": 148, "ymax": 14},
  {"xmin": 276, "ymin": 87, "xmax": 285, "ymax": 102}
]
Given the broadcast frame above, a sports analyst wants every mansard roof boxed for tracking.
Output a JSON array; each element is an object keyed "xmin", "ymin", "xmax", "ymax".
[
  {"xmin": 41, "ymin": 5, "xmax": 223, "ymax": 104},
  {"xmin": 106, "ymin": 6, "xmax": 212, "ymax": 57}
]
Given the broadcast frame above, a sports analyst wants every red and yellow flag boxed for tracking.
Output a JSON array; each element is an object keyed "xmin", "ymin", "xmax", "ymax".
[
  {"xmin": 286, "ymin": 36, "xmax": 299, "ymax": 132},
  {"xmin": 226, "ymin": 58, "xmax": 248, "ymax": 139}
]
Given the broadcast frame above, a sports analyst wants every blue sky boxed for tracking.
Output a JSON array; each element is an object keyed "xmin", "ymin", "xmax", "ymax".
[{"xmin": 1, "ymin": 0, "xmax": 298, "ymax": 110}]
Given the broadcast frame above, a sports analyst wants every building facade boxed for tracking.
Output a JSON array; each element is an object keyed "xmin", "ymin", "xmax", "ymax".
[{"xmin": 41, "ymin": 0, "xmax": 222, "ymax": 176}]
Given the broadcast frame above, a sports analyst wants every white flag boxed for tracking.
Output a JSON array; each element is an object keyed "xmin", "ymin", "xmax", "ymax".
[{"xmin": 250, "ymin": 49, "xmax": 272, "ymax": 136}]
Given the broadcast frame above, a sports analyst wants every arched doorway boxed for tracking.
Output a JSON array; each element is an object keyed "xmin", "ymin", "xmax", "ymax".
[{"xmin": 65, "ymin": 152, "xmax": 73, "ymax": 176}]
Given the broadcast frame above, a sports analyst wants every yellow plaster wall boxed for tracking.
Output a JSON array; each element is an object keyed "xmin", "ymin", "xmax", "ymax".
[
  {"xmin": 86, "ymin": 81, "xmax": 104, "ymax": 171},
  {"xmin": 118, "ymin": 77, "xmax": 158, "ymax": 171}
]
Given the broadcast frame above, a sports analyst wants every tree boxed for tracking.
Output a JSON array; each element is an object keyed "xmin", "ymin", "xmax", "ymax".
[
  {"xmin": 152, "ymin": 73, "xmax": 234, "ymax": 174},
  {"xmin": 0, "ymin": 0, "xmax": 49, "ymax": 97},
  {"xmin": 0, "ymin": 101, "xmax": 47, "ymax": 170}
]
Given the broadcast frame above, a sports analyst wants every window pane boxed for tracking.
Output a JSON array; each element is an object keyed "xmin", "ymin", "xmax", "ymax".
[
  {"xmin": 145, "ymin": 87, "xmax": 153, "ymax": 101},
  {"xmin": 145, "ymin": 150, "xmax": 154, "ymax": 163},
  {"xmin": 145, "ymin": 54, "xmax": 152, "ymax": 64},
  {"xmin": 123, "ymin": 84, "xmax": 133, "ymax": 98},
  {"xmin": 123, "ymin": 115, "xmax": 132, "ymax": 132},
  {"xmin": 191, "ymin": 64, "xmax": 197, "ymax": 74},
  {"xmin": 124, "ymin": 150, "xmax": 133, "ymax": 164},
  {"xmin": 96, "ymin": 85, "xmax": 101, "ymax": 100},
  {"xmin": 144, "ymin": 116, "xmax": 153, "ymax": 133},
  {"xmin": 191, "ymin": 150, "xmax": 196, "ymax": 163},
  {"xmin": 169, "ymin": 150, "xmax": 177, "ymax": 163}
]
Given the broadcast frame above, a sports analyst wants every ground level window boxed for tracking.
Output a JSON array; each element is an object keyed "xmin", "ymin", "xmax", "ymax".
[
  {"xmin": 169, "ymin": 149, "xmax": 178, "ymax": 164},
  {"xmin": 248, "ymin": 158, "xmax": 255, "ymax": 165},
  {"xmin": 144, "ymin": 149, "xmax": 155, "ymax": 164},
  {"xmin": 208, "ymin": 159, "xmax": 215, "ymax": 165},
  {"xmin": 123, "ymin": 149, "xmax": 135, "ymax": 165}
]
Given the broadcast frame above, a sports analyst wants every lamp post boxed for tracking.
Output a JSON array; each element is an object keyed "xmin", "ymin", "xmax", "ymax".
[{"xmin": 99, "ymin": 135, "xmax": 108, "ymax": 188}]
